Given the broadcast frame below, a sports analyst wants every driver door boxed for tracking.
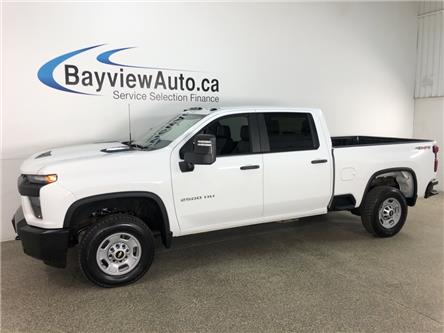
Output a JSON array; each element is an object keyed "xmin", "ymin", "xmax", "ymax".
[{"xmin": 170, "ymin": 113, "xmax": 263, "ymax": 234}]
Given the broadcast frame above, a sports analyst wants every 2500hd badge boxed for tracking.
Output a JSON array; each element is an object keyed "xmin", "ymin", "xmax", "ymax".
[{"xmin": 180, "ymin": 194, "xmax": 216, "ymax": 202}]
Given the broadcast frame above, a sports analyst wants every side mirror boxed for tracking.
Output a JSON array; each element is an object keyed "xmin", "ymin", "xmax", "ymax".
[{"xmin": 180, "ymin": 134, "xmax": 216, "ymax": 172}]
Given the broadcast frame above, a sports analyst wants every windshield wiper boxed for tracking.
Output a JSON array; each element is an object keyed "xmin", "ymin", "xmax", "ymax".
[{"xmin": 121, "ymin": 141, "xmax": 145, "ymax": 150}]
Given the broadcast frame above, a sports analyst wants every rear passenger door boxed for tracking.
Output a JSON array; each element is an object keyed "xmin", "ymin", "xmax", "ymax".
[{"xmin": 260, "ymin": 112, "xmax": 331, "ymax": 219}]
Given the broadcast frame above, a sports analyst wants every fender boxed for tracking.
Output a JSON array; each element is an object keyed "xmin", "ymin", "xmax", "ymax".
[
  {"xmin": 361, "ymin": 167, "xmax": 418, "ymax": 207},
  {"xmin": 63, "ymin": 191, "xmax": 172, "ymax": 247}
]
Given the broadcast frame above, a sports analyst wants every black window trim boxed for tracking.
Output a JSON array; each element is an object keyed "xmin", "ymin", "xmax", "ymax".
[
  {"xmin": 179, "ymin": 113, "xmax": 261, "ymax": 159},
  {"xmin": 258, "ymin": 112, "xmax": 320, "ymax": 153}
]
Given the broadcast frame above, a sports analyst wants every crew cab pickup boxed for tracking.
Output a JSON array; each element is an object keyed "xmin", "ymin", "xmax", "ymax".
[{"xmin": 12, "ymin": 107, "xmax": 439, "ymax": 287}]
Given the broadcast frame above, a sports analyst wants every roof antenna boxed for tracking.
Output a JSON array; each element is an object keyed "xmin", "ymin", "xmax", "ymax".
[{"xmin": 128, "ymin": 103, "xmax": 133, "ymax": 148}]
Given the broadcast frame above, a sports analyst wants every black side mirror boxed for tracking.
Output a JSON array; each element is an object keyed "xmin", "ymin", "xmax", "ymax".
[{"xmin": 180, "ymin": 134, "xmax": 216, "ymax": 172}]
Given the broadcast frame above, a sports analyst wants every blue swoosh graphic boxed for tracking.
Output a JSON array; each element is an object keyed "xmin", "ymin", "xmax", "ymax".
[
  {"xmin": 37, "ymin": 44, "xmax": 105, "ymax": 95},
  {"xmin": 97, "ymin": 47, "xmax": 200, "ymax": 72}
]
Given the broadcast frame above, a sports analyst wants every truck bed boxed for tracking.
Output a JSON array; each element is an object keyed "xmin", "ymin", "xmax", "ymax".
[
  {"xmin": 331, "ymin": 135, "xmax": 436, "ymax": 207},
  {"xmin": 331, "ymin": 136, "xmax": 431, "ymax": 148}
]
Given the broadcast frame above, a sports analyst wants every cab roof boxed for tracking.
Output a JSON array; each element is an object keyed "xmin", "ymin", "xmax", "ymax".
[{"xmin": 182, "ymin": 106, "xmax": 322, "ymax": 116}]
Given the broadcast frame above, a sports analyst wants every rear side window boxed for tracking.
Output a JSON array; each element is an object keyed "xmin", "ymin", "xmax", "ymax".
[{"xmin": 263, "ymin": 113, "xmax": 319, "ymax": 152}]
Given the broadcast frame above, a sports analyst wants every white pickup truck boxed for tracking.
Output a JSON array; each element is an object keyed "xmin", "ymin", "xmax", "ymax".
[{"xmin": 13, "ymin": 107, "xmax": 439, "ymax": 287}]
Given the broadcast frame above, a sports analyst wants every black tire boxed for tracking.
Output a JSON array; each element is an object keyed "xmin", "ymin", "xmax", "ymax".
[
  {"xmin": 79, "ymin": 214, "xmax": 154, "ymax": 287},
  {"xmin": 361, "ymin": 186, "xmax": 408, "ymax": 237}
]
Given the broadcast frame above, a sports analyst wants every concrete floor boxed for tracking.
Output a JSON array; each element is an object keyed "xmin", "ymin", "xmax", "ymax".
[{"xmin": 1, "ymin": 195, "xmax": 443, "ymax": 333}]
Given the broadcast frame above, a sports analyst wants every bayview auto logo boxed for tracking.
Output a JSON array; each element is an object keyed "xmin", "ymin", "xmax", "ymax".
[{"xmin": 37, "ymin": 44, "xmax": 220, "ymax": 102}]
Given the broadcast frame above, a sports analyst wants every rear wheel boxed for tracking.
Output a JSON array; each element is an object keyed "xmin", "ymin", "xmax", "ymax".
[
  {"xmin": 79, "ymin": 214, "xmax": 154, "ymax": 287},
  {"xmin": 360, "ymin": 186, "xmax": 408, "ymax": 237}
]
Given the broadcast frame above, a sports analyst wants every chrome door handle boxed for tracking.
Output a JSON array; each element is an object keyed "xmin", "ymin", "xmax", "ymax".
[{"xmin": 240, "ymin": 165, "xmax": 260, "ymax": 170}]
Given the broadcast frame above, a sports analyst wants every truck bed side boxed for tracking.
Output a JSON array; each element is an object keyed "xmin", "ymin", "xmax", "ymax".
[{"xmin": 332, "ymin": 138, "xmax": 437, "ymax": 208}]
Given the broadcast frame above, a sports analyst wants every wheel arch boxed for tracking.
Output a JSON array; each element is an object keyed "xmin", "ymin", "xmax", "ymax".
[
  {"xmin": 361, "ymin": 167, "xmax": 418, "ymax": 207},
  {"xmin": 64, "ymin": 191, "xmax": 172, "ymax": 248}
]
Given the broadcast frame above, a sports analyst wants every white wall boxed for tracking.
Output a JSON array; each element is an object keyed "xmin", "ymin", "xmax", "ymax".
[
  {"xmin": 1, "ymin": 2, "xmax": 419, "ymax": 241},
  {"xmin": 415, "ymin": 0, "xmax": 444, "ymax": 98},
  {"xmin": 414, "ymin": 98, "xmax": 444, "ymax": 190},
  {"xmin": 413, "ymin": 1, "xmax": 444, "ymax": 190}
]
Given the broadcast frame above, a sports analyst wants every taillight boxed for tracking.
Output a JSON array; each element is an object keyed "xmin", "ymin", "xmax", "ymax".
[{"xmin": 433, "ymin": 145, "xmax": 439, "ymax": 172}]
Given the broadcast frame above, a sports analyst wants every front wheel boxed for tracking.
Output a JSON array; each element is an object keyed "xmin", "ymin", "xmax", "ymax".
[
  {"xmin": 360, "ymin": 186, "xmax": 408, "ymax": 237},
  {"xmin": 79, "ymin": 214, "xmax": 155, "ymax": 287}
]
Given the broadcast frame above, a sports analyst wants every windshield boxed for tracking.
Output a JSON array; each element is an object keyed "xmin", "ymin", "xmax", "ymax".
[{"xmin": 134, "ymin": 113, "xmax": 206, "ymax": 151}]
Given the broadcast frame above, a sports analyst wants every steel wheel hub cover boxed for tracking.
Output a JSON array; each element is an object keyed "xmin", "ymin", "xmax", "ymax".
[
  {"xmin": 378, "ymin": 198, "xmax": 402, "ymax": 229},
  {"xmin": 96, "ymin": 232, "xmax": 142, "ymax": 276}
]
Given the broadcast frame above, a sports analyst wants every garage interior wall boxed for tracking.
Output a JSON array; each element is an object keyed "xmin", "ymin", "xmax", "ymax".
[
  {"xmin": 413, "ymin": 1, "xmax": 444, "ymax": 190},
  {"xmin": 1, "ymin": 2, "xmax": 419, "ymax": 241}
]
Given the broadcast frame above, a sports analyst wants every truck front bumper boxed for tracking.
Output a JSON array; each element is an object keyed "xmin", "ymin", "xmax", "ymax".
[{"xmin": 12, "ymin": 207, "xmax": 69, "ymax": 268}]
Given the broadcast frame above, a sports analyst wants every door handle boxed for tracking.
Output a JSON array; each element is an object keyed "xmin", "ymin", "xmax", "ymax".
[
  {"xmin": 311, "ymin": 159, "xmax": 328, "ymax": 164},
  {"xmin": 240, "ymin": 165, "xmax": 260, "ymax": 170}
]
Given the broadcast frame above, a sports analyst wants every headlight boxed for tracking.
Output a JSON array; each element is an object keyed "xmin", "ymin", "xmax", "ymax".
[{"xmin": 27, "ymin": 174, "xmax": 58, "ymax": 184}]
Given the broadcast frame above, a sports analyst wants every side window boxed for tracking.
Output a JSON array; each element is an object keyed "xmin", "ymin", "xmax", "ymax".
[
  {"xmin": 264, "ymin": 113, "xmax": 319, "ymax": 152},
  {"xmin": 180, "ymin": 114, "xmax": 251, "ymax": 157}
]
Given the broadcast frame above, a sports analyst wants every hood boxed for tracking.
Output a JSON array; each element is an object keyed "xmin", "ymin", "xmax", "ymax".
[{"xmin": 20, "ymin": 142, "xmax": 131, "ymax": 174}]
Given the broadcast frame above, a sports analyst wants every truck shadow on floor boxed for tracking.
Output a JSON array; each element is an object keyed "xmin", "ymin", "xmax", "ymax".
[{"xmin": 52, "ymin": 211, "xmax": 382, "ymax": 289}]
